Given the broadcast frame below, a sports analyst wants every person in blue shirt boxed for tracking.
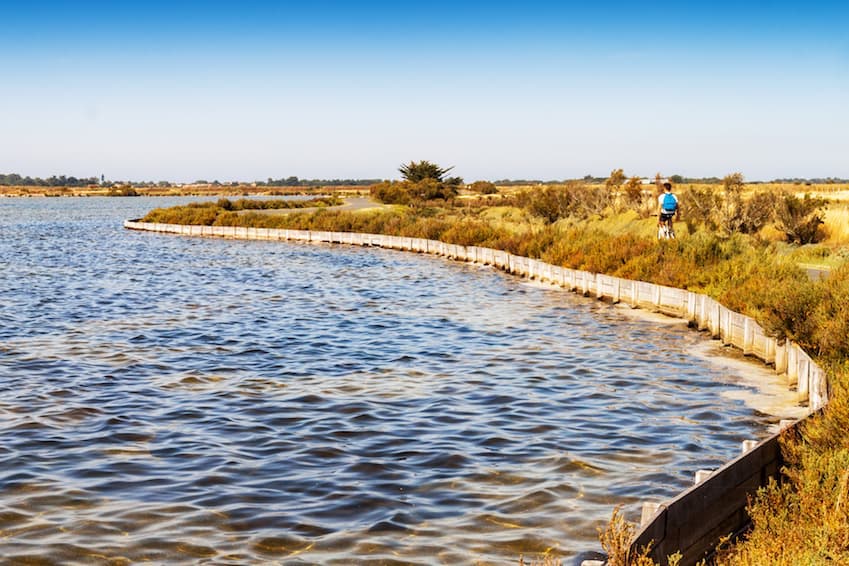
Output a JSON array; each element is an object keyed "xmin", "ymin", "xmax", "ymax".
[{"xmin": 657, "ymin": 182, "xmax": 679, "ymax": 238}]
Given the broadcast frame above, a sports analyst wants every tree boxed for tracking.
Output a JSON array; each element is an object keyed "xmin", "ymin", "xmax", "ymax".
[{"xmin": 399, "ymin": 160, "xmax": 454, "ymax": 183}]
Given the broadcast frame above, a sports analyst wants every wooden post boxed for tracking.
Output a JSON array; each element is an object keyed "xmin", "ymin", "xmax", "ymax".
[
  {"xmin": 711, "ymin": 301, "xmax": 721, "ymax": 338},
  {"xmin": 775, "ymin": 340, "xmax": 788, "ymax": 375},
  {"xmin": 743, "ymin": 317, "xmax": 754, "ymax": 355},
  {"xmin": 787, "ymin": 344, "xmax": 799, "ymax": 387},
  {"xmin": 687, "ymin": 292, "xmax": 697, "ymax": 323},
  {"xmin": 641, "ymin": 502, "xmax": 662, "ymax": 526},
  {"xmin": 797, "ymin": 355, "xmax": 810, "ymax": 404},
  {"xmin": 694, "ymin": 470, "xmax": 713, "ymax": 484},
  {"xmin": 810, "ymin": 366, "xmax": 828, "ymax": 410},
  {"xmin": 720, "ymin": 307, "xmax": 732, "ymax": 345}
]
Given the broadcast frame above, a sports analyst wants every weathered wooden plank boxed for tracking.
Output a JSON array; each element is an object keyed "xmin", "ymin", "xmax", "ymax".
[{"xmin": 631, "ymin": 433, "xmax": 784, "ymax": 566}]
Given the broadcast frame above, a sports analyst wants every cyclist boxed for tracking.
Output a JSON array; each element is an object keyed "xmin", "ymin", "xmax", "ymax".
[{"xmin": 657, "ymin": 181, "xmax": 679, "ymax": 238}]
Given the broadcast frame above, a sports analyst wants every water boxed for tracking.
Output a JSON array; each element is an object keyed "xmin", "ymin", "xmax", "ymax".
[{"xmin": 0, "ymin": 197, "xmax": 782, "ymax": 564}]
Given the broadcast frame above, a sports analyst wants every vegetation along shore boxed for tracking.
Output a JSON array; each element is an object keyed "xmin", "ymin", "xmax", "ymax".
[{"xmin": 131, "ymin": 163, "xmax": 849, "ymax": 563}]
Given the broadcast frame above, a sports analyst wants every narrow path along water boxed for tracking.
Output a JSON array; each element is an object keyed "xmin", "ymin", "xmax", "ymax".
[{"xmin": 0, "ymin": 197, "xmax": 802, "ymax": 564}]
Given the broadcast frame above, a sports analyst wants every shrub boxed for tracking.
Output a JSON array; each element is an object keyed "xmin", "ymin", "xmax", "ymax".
[
  {"xmin": 740, "ymin": 190, "xmax": 779, "ymax": 234},
  {"xmin": 370, "ymin": 180, "xmax": 457, "ymax": 205},
  {"xmin": 812, "ymin": 265, "xmax": 849, "ymax": 360},
  {"xmin": 775, "ymin": 192, "xmax": 826, "ymax": 244},
  {"xmin": 469, "ymin": 180, "xmax": 498, "ymax": 194},
  {"xmin": 623, "ymin": 176, "xmax": 644, "ymax": 210},
  {"xmin": 370, "ymin": 181, "xmax": 412, "ymax": 205},
  {"xmin": 519, "ymin": 185, "xmax": 574, "ymax": 223},
  {"xmin": 717, "ymin": 173, "xmax": 746, "ymax": 235},
  {"xmin": 410, "ymin": 178, "xmax": 458, "ymax": 202},
  {"xmin": 681, "ymin": 184, "xmax": 721, "ymax": 233},
  {"xmin": 571, "ymin": 183, "xmax": 610, "ymax": 218},
  {"xmin": 439, "ymin": 219, "xmax": 502, "ymax": 246}
]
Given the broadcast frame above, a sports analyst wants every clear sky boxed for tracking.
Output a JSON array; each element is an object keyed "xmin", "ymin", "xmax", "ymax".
[{"xmin": 1, "ymin": 1, "xmax": 847, "ymax": 182}]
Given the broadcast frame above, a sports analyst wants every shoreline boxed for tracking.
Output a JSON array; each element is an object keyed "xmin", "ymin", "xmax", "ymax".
[{"xmin": 520, "ymin": 276, "xmax": 809, "ymax": 422}]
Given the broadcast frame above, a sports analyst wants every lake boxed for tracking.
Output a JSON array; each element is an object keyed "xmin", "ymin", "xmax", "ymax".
[{"xmin": 0, "ymin": 197, "xmax": 788, "ymax": 564}]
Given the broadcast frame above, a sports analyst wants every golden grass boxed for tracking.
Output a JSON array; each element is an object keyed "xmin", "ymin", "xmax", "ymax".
[{"xmin": 823, "ymin": 205, "xmax": 849, "ymax": 245}]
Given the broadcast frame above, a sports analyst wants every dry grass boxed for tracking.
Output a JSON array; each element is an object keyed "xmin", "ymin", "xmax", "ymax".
[
  {"xmin": 595, "ymin": 506, "xmax": 685, "ymax": 566},
  {"xmin": 599, "ymin": 506, "xmax": 635, "ymax": 566},
  {"xmin": 823, "ymin": 205, "xmax": 849, "ymax": 245}
]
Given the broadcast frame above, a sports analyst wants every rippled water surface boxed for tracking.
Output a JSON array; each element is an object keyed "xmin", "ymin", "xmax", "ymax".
[{"xmin": 0, "ymin": 197, "xmax": 780, "ymax": 564}]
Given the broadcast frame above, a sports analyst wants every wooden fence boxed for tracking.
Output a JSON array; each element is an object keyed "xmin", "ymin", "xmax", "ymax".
[{"xmin": 124, "ymin": 220, "xmax": 827, "ymax": 564}]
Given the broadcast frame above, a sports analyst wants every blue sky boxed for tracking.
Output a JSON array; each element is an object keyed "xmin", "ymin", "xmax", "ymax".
[{"xmin": 1, "ymin": 1, "xmax": 847, "ymax": 182}]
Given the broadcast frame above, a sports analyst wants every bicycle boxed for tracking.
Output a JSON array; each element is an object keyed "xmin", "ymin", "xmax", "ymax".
[{"xmin": 658, "ymin": 215, "xmax": 675, "ymax": 239}]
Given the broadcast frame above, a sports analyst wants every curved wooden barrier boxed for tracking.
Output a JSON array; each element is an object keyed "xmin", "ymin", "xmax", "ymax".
[{"xmin": 124, "ymin": 220, "xmax": 826, "ymax": 564}]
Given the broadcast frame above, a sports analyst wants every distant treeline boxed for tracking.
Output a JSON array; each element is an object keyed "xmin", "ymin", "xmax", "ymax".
[
  {"xmin": 258, "ymin": 176, "xmax": 382, "ymax": 187},
  {"xmin": 3, "ymin": 171, "xmax": 846, "ymax": 188},
  {"xmin": 0, "ymin": 173, "xmax": 100, "ymax": 187},
  {"xmin": 0, "ymin": 173, "xmax": 383, "ymax": 188}
]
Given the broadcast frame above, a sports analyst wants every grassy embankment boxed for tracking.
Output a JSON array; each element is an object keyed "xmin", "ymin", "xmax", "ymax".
[
  {"xmin": 141, "ymin": 180, "xmax": 849, "ymax": 565},
  {"xmin": 140, "ymin": 196, "xmax": 343, "ymax": 224}
]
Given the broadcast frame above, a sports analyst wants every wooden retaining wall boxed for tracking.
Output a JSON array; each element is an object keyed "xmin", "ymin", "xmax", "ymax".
[{"xmin": 124, "ymin": 220, "xmax": 827, "ymax": 564}]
